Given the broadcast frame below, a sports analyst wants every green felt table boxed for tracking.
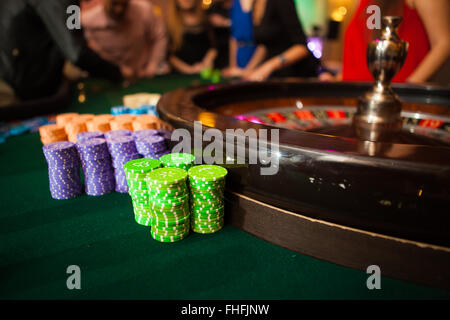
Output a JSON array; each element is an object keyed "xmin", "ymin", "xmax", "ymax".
[{"xmin": 1, "ymin": 75, "xmax": 449, "ymax": 300}]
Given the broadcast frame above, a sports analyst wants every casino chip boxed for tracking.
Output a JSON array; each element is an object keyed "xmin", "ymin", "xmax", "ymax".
[
  {"xmin": 39, "ymin": 124, "xmax": 67, "ymax": 145},
  {"xmin": 146, "ymin": 167, "xmax": 191, "ymax": 242},
  {"xmin": 135, "ymin": 135, "xmax": 169, "ymax": 160},
  {"xmin": 160, "ymin": 153, "xmax": 195, "ymax": 171},
  {"xmin": 76, "ymin": 138, "xmax": 115, "ymax": 196},
  {"xmin": 124, "ymin": 158, "xmax": 162, "ymax": 226},
  {"xmin": 188, "ymin": 165, "xmax": 227, "ymax": 234},
  {"xmin": 107, "ymin": 136, "xmax": 141, "ymax": 193},
  {"xmin": 77, "ymin": 131, "xmax": 104, "ymax": 142},
  {"xmin": 43, "ymin": 141, "xmax": 82, "ymax": 200}
]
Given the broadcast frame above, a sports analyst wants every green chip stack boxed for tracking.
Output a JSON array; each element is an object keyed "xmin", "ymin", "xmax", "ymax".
[
  {"xmin": 188, "ymin": 165, "xmax": 227, "ymax": 234},
  {"xmin": 124, "ymin": 158, "xmax": 162, "ymax": 226},
  {"xmin": 160, "ymin": 153, "xmax": 195, "ymax": 171},
  {"xmin": 147, "ymin": 167, "xmax": 191, "ymax": 242}
]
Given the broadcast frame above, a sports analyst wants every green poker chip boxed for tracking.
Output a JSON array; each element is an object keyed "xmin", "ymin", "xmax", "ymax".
[
  {"xmin": 188, "ymin": 165, "xmax": 227, "ymax": 182},
  {"xmin": 135, "ymin": 214, "xmax": 152, "ymax": 226},
  {"xmin": 160, "ymin": 153, "xmax": 195, "ymax": 168},
  {"xmin": 147, "ymin": 167, "xmax": 187, "ymax": 187},
  {"xmin": 150, "ymin": 229, "xmax": 189, "ymax": 242},
  {"xmin": 124, "ymin": 158, "xmax": 161, "ymax": 174},
  {"xmin": 151, "ymin": 215, "xmax": 191, "ymax": 227},
  {"xmin": 192, "ymin": 226, "xmax": 224, "ymax": 234}
]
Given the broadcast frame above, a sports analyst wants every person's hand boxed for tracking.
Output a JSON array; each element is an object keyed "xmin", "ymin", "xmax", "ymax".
[
  {"xmin": 243, "ymin": 63, "xmax": 273, "ymax": 82},
  {"xmin": 318, "ymin": 72, "xmax": 336, "ymax": 82},
  {"xmin": 120, "ymin": 65, "xmax": 134, "ymax": 78},
  {"xmin": 138, "ymin": 67, "xmax": 156, "ymax": 79},
  {"xmin": 191, "ymin": 63, "xmax": 205, "ymax": 74},
  {"xmin": 209, "ymin": 14, "xmax": 231, "ymax": 27},
  {"xmin": 222, "ymin": 66, "xmax": 244, "ymax": 78}
]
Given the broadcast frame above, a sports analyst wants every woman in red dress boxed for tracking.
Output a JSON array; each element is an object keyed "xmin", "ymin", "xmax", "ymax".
[{"xmin": 341, "ymin": 0, "xmax": 450, "ymax": 83}]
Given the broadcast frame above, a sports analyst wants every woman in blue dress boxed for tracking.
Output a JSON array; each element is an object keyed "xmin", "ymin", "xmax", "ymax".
[{"xmin": 222, "ymin": 0, "xmax": 266, "ymax": 78}]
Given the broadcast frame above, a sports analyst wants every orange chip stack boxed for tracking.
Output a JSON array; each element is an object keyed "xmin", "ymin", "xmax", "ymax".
[
  {"xmin": 39, "ymin": 124, "xmax": 68, "ymax": 145},
  {"xmin": 86, "ymin": 119, "xmax": 111, "ymax": 132},
  {"xmin": 77, "ymin": 114, "xmax": 95, "ymax": 123},
  {"xmin": 132, "ymin": 115, "xmax": 158, "ymax": 130},
  {"xmin": 95, "ymin": 114, "xmax": 115, "ymax": 122},
  {"xmin": 114, "ymin": 114, "xmax": 136, "ymax": 122},
  {"xmin": 56, "ymin": 113, "xmax": 79, "ymax": 126},
  {"xmin": 65, "ymin": 119, "xmax": 88, "ymax": 142},
  {"xmin": 110, "ymin": 118, "xmax": 134, "ymax": 131}
]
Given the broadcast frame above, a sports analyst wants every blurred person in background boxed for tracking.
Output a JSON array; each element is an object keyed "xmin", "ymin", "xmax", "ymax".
[
  {"xmin": 342, "ymin": 0, "xmax": 450, "ymax": 83},
  {"xmin": 0, "ymin": 0, "xmax": 124, "ymax": 106},
  {"xmin": 222, "ymin": 0, "xmax": 266, "ymax": 78},
  {"xmin": 207, "ymin": 0, "xmax": 233, "ymax": 69},
  {"xmin": 243, "ymin": 0, "xmax": 320, "ymax": 81},
  {"xmin": 167, "ymin": 0, "xmax": 217, "ymax": 74},
  {"xmin": 82, "ymin": 0, "xmax": 169, "ymax": 79}
]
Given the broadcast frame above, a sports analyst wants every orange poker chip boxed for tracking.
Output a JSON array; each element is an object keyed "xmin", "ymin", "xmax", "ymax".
[
  {"xmin": 56, "ymin": 113, "xmax": 79, "ymax": 126},
  {"xmin": 39, "ymin": 124, "xmax": 68, "ymax": 145},
  {"xmin": 65, "ymin": 120, "xmax": 87, "ymax": 142},
  {"xmin": 95, "ymin": 114, "xmax": 115, "ymax": 122},
  {"xmin": 87, "ymin": 119, "xmax": 111, "ymax": 132},
  {"xmin": 110, "ymin": 119, "xmax": 133, "ymax": 131},
  {"xmin": 77, "ymin": 114, "xmax": 95, "ymax": 122},
  {"xmin": 113, "ymin": 114, "xmax": 135, "ymax": 122}
]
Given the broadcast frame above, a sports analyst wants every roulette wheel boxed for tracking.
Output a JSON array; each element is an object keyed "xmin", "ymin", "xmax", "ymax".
[{"xmin": 157, "ymin": 17, "xmax": 450, "ymax": 289}]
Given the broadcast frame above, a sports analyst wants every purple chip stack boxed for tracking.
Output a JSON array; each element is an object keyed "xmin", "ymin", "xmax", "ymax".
[
  {"xmin": 135, "ymin": 135, "xmax": 169, "ymax": 160},
  {"xmin": 157, "ymin": 129, "xmax": 173, "ymax": 141},
  {"xmin": 104, "ymin": 130, "xmax": 132, "ymax": 140},
  {"xmin": 107, "ymin": 136, "xmax": 142, "ymax": 193},
  {"xmin": 42, "ymin": 141, "xmax": 82, "ymax": 200},
  {"xmin": 76, "ymin": 138, "xmax": 115, "ymax": 196},
  {"xmin": 132, "ymin": 129, "xmax": 158, "ymax": 140},
  {"xmin": 76, "ymin": 131, "xmax": 104, "ymax": 143}
]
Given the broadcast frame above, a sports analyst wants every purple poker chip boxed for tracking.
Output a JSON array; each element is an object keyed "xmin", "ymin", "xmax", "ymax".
[
  {"xmin": 157, "ymin": 129, "xmax": 173, "ymax": 140},
  {"xmin": 43, "ymin": 141, "xmax": 82, "ymax": 200},
  {"xmin": 77, "ymin": 131, "xmax": 104, "ymax": 142},
  {"xmin": 132, "ymin": 129, "xmax": 158, "ymax": 139},
  {"xmin": 105, "ymin": 130, "xmax": 132, "ymax": 140}
]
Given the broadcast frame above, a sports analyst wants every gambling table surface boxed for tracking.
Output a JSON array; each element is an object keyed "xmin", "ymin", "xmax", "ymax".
[{"xmin": 1, "ymin": 75, "xmax": 449, "ymax": 300}]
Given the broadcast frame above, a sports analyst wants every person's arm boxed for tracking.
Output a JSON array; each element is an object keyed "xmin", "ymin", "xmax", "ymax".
[
  {"xmin": 229, "ymin": 37, "xmax": 238, "ymax": 68},
  {"xmin": 243, "ymin": 45, "xmax": 267, "ymax": 73},
  {"xmin": 34, "ymin": 0, "xmax": 123, "ymax": 82},
  {"xmin": 245, "ymin": 0, "xmax": 310, "ymax": 81},
  {"xmin": 407, "ymin": 0, "xmax": 450, "ymax": 83},
  {"xmin": 199, "ymin": 48, "xmax": 218, "ymax": 70},
  {"xmin": 169, "ymin": 55, "xmax": 196, "ymax": 74},
  {"xmin": 141, "ymin": 5, "xmax": 169, "ymax": 77}
]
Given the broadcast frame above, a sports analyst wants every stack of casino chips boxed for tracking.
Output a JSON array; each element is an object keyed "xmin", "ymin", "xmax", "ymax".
[
  {"xmin": 110, "ymin": 115, "xmax": 135, "ymax": 131},
  {"xmin": 42, "ymin": 141, "xmax": 82, "ymax": 200},
  {"xmin": 39, "ymin": 124, "xmax": 68, "ymax": 145},
  {"xmin": 104, "ymin": 129, "xmax": 132, "ymax": 140},
  {"xmin": 76, "ymin": 131, "xmax": 104, "ymax": 143},
  {"xmin": 135, "ymin": 135, "xmax": 169, "ymax": 159},
  {"xmin": 132, "ymin": 129, "xmax": 159, "ymax": 140},
  {"xmin": 65, "ymin": 119, "xmax": 87, "ymax": 143},
  {"xmin": 107, "ymin": 136, "xmax": 142, "ymax": 193},
  {"xmin": 147, "ymin": 168, "xmax": 191, "ymax": 242},
  {"xmin": 132, "ymin": 115, "xmax": 158, "ymax": 130},
  {"xmin": 124, "ymin": 158, "xmax": 162, "ymax": 226},
  {"xmin": 160, "ymin": 153, "xmax": 195, "ymax": 172},
  {"xmin": 188, "ymin": 165, "xmax": 227, "ymax": 234},
  {"xmin": 56, "ymin": 113, "xmax": 79, "ymax": 127},
  {"xmin": 77, "ymin": 138, "xmax": 115, "ymax": 196},
  {"xmin": 86, "ymin": 114, "xmax": 114, "ymax": 132}
]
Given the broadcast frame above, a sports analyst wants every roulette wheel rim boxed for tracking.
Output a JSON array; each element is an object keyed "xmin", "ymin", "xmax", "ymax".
[{"xmin": 157, "ymin": 79, "xmax": 450, "ymax": 289}]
